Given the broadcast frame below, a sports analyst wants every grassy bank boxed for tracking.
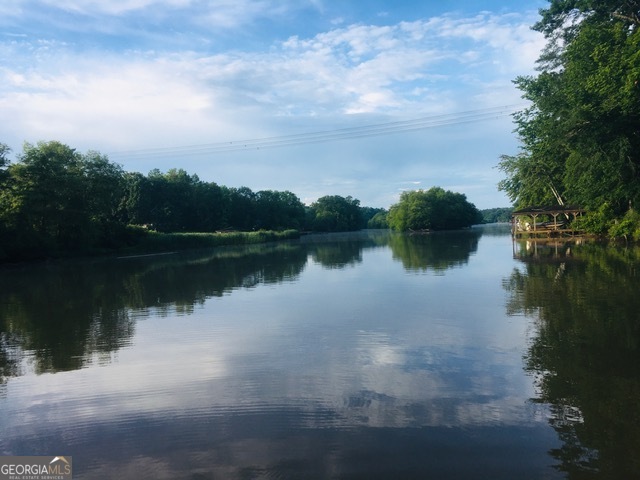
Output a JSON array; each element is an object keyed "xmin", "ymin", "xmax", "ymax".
[
  {"xmin": 0, "ymin": 228, "xmax": 301, "ymax": 264},
  {"xmin": 121, "ymin": 229, "xmax": 301, "ymax": 255}
]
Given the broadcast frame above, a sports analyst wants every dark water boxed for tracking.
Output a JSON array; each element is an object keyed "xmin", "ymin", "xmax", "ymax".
[{"xmin": 1, "ymin": 227, "xmax": 639, "ymax": 479}]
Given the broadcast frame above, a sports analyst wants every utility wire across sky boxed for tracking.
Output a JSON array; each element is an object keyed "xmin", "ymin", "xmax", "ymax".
[{"xmin": 109, "ymin": 104, "xmax": 524, "ymax": 160}]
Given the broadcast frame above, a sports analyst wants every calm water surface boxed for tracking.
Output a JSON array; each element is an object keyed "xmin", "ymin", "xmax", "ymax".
[{"xmin": 1, "ymin": 226, "xmax": 639, "ymax": 479}]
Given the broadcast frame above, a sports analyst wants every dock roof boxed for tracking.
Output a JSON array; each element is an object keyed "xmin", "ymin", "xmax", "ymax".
[{"xmin": 511, "ymin": 205, "xmax": 585, "ymax": 216}]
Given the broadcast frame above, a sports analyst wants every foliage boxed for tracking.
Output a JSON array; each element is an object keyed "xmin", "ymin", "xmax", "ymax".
[
  {"xmin": 122, "ymin": 168, "xmax": 225, "ymax": 232},
  {"xmin": 0, "ymin": 141, "xmax": 313, "ymax": 261},
  {"xmin": 0, "ymin": 144, "xmax": 13, "ymax": 259},
  {"xmin": 1, "ymin": 138, "xmax": 423, "ymax": 260},
  {"xmin": 120, "ymin": 173, "xmax": 307, "ymax": 234},
  {"xmin": 367, "ymin": 211, "xmax": 389, "ymax": 229},
  {"xmin": 254, "ymin": 190, "xmax": 306, "ymax": 231},
  {"xmin": 571, "ymin": 202, "xmax": 614, "ymax": 235},
  {"xmin": 608, "ymin": 208, "xmax": 640, "ymax": 241},
  {"xmin": 0, "ymin": 143, "xmax": 10, "ymax": 175},
  {"xmin": 387, "ymin": 187, "xmax": 482, "ymax": 231},
  {"xmin": 498, "ymin": 0, "xmax": 640, "ymax": 222},
  {"xmin": 222, "ymin": 186, "xmax": 256, "ymax": 231},
  {"xmin": 0, "ymin": 141, "xmax": 126, "ymax": 258},
  {"xmin": 360, "ymin": 206, "xmax": 388, "ymax": 229},
  {"xmin": 480, "ymin": 207, "xmax": 513, "ymax": 223},
  {"xmin": 0, "ymin": 140, "xmax": 395, "ymax": 261},
  {"xmin": 307, "ymin": 195, "xmax": 363, "ymax": 232}
]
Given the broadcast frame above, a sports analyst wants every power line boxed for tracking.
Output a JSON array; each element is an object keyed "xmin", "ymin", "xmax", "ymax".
[{"xmin": 109, "ymin": 104, "xmax": 523, "ymax": 159}]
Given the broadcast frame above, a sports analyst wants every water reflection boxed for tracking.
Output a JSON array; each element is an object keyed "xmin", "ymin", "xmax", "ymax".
[
  {"xmin": 506, "ymin": 240, "xmax": 640, "ymax": 478},
  {"xmin": 0, "ymin": 261, "xmax": 136, "ymax": 376},
  {"xmin": 0, "ymin": 332, "xmax": 21, "ymax": 392},
  {"xmin": 1, "ymin": 228, "xmax": 570, "ymax": 479},
  {"xmin": 389, "ymin": 230, "xmax": 480, "ymax": 272},
  {"xmin": 0, "ymin": 243, "xmax": 308, "ymax": 380},
  {"xmin": 303, "ymin": 230, "xmax": 393, "ymax": 269},
  {"xmin": 0, "ymin": 230, "xmax": 484, "ymax": 381}
]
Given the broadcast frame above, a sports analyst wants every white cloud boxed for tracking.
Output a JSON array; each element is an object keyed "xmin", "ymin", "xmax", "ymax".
[
  {"xmin": 22, "ymin": 0, "xmax": 317, "ymax": 29},
  {"xmin": 2, "ymin": 10, "xmax": 543, "ymax": 121},
  {"xmin": 0, "ymin": 54, "xmax": 233, "ymax": 152},
  {"xmin": 430, "ymin": 13, "xmax": 545, "ymax": 74},
  {"xmin": 0, "ymin": 3, "xmax": 22, "ymax": 17},
  {"xmin": 194, "ymin": 0, "xmax": 278, "ymax": 29},
  {"xmin": 38, "ymin": 0, "xmax": 191, "ymax": 15}
]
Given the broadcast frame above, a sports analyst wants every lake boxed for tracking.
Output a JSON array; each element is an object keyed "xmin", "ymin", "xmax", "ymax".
[{"xmin": 1, "ymin": 226, "xmax": 639, "ymax": 479}]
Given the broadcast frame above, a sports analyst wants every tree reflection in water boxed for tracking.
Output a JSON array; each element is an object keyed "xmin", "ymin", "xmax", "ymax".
[
  {"xmin": 0, "ymin": 243, "xmax": 308, "ymax": 383},
  {"xmin": 389, "ymin": 230, "xmax": 480, "ymax": 272},
  {"xmin": 0, "ymin": 229, "xmax": 481, "ymax": 392},
  {"xmin": 505, "ymin": 240, "xmax": 640, "ymax": 478}
]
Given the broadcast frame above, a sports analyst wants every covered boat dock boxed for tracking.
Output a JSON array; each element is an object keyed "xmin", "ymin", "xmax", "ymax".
[{"xmin": 511, "ymin": 205, "xmax": 586, "ymax": 238}]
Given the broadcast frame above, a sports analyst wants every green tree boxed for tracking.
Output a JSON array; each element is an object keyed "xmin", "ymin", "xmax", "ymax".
[
  {"xmin": 223, "ymin": 186, "xmax": 257, "ymax": 231},
  {"xmin": 81, "ymin": 150, "xmax": 125, "ymax": 245},
  {"xmin": 120, "ymin": 172, "xmax": 153, "ymax": 226},
  {"xmin": 122, "ymin": 173, "xmax": 303, "ymax": 234},
  {"xmin": 0, "ymin": 143, "xmax": 10, "ymax": 177},
  {"xmin": 0, "ymin": 143, "xmax": 13, "ymax": 258},
  {"xmin": 387, "ymin": 190, "xmax": 430, "ymax": 231},
  {"xmin": 308, "ymin": 195, "xmax": 363, "ymax": 232},
  {"xmin": 146, "ymin": 168, "xmax": 197, "ymax": 232},
  {"xmin": 0, "ymin": 144, "xmax": 12, "ymax": 215},
  {"xmin": 360, "ymin": 206, "xmax": 387, "ymax": 229},
  {"xmin": 191, "ymin": 180, "xmax": 226, "ymax": 232},
  {"xmin": 480, "ymin": 207, "xmax": 513, "ymax": 223},
  {"xmin": 367, "ymin": 211, "xmax": 389, "ymax": 229},
  {"xmin": 125, "ymin": 168, "xmax": 207, "ymax": 233},
  {"xmin": 387, "ymin": 187, "xmax": 481, "ymax": 231},
  {"xmin": 255, "ymin": 190, "xmax": 306, "ymax": 230},
  {"xmin": 0, "ymin": 141, "xmax": 127, "ymax": 256},
  {"xmin": 499, "ymin": 0, "xmax": 640, "ymax": 214},
  {"xmin": 6, "ymin": 141, "xmax": 87, "ymax": 250}
]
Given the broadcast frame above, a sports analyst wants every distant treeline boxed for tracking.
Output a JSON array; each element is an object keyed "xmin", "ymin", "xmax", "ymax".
[
  {"xmin": 0, "ymin": 140, "xmax": 511, "ymax": 262},
  {"xmin": 479, "ymin": 207, "xmax": 513, "ymax": 224},
  {"xmin": 0, "ymin": 141, "xmax": 386, "ymax": 261}
]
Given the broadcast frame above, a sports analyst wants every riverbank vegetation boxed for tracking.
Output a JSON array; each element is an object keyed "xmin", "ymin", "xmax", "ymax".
[
  {"xmin": 0, "ymin": 138, "xmax": 499, "ymax": 262},
  {"xmin": 121, "ymin": 229, "xmax": 301, "ymax": 256},
  {"xmin": 0, "ymin": 141, "xmax": 386, "ymax": 262},
  {"xmin": 498, "ymin": 0, "xmax": 640, "ymax": 240}
]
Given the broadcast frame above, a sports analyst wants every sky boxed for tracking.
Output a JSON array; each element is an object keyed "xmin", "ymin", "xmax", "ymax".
[{"xmin": 0, "ymin": 0, "xmax": 549, "ymax": 209}]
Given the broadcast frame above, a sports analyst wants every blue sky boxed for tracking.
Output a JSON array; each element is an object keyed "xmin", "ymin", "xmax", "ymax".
[{"xmin": 0, "ymin": 0, "xmax": 548, "ymax": 209}]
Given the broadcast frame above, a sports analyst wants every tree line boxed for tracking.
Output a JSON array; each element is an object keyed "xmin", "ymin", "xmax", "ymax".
[
  {"xmin": 498, "ymin": 0, "xmax": 640, "ymax": 239},
  {"xmin": 0, "ymin": 140, "xmax": 493, "ymax": 261},
  {"xmin": 0, "ymin": 141, "xmax": 387, "ymax": 261},
  {"xmin": 479, "ymin": 207, "xmax": 513, "ymax": 224}
]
